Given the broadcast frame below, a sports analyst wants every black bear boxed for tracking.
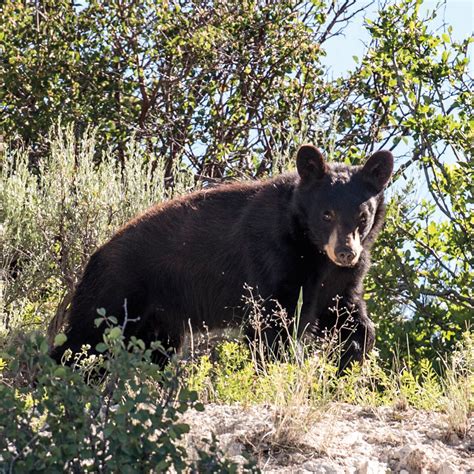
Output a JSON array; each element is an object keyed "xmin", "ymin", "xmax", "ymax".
[{"xmin": 51, "ymin": 145, "xmax": 393, "ymax": 370}]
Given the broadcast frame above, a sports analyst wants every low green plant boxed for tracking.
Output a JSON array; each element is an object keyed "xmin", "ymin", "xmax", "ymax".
[
  {"xmin": 187, "ymin": 329, "xmax": 473, "ymax": 416},
  {"xmin": 212, "ymin": 342, "xmax": 256, "ymax": 405},
  {"xmin": 0, "ymin": 319, "xmax": 241, "ymax": 473}
]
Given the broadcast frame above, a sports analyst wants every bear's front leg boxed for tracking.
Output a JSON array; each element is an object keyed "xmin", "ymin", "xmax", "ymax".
[
  {"xmin": 335, "ymin": 301, "xmax": 375, "ymax": 372},
  {"xmin": 311, "ymin": 269, "xmax": 375, "ymax": 372}
]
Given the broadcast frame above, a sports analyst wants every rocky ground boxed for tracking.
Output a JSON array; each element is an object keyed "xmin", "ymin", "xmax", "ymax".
[{"xmin": 183, "ymin": 403, "xmax": 473, "ymax": 473}]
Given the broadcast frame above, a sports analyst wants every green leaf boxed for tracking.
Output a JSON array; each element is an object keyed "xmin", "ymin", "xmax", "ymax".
[
  {"xmin": 54, "ymin": 333, "xmax": 68, "ymax": 347},
  {"xmin": 109, "ymin": 327, "xmax": 122, "ymax": 340},
  {"xmin": 40, "ymin": 340, "xmax": 49, "ymax": 354},
  {"xmin": 96, "ymin": 342, "xmax": 107, "ymax": 353},
  {"xmin": 54, "ymin": 366, "xmax": 67, "ymax": 377}
]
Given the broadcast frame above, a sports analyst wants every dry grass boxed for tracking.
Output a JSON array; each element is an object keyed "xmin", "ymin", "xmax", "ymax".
[{"xmin": 442, "ymin": 333, "xmax": 473, "ymax": 439}]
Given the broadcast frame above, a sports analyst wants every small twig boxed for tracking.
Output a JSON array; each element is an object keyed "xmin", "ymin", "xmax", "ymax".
[{"xmin": 120, "ymin": 298, "xmax": 140, "ymax": 335}]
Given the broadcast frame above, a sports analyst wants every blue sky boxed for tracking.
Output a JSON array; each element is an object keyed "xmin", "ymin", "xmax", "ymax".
[{"xmin": 323, "ymin": 0, "xmax": 473, "ymax": 76}]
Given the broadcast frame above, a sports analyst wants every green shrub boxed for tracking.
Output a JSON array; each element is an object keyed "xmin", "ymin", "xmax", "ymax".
[{"xmin": 0, "ymin": 321, "xmax": 242, "ymax": 473}]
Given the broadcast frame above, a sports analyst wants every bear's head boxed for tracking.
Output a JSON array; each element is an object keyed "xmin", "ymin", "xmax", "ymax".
[{"xmin": 294, "ymin": 144, "xmax": 393, "ymax": 267}]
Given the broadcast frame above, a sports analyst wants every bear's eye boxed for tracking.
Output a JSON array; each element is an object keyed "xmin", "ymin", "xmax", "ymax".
[
  {"xmin": 360, "ymin": 214, "xmax": 368, "ymax": 226},
  {"xmin": 322, "ymin": 211, "xmax": 333, "ymax": 222}
]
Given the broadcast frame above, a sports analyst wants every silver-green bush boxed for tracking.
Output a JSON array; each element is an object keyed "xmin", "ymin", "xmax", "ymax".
[{"xmin": 1, "ymin": 125, "xmax": 193, "ymax": 336}]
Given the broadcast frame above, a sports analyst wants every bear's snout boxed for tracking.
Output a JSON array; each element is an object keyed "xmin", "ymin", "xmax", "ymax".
[{"xmin": 335, "ymin": 246, "xmax": 358, "ymax": 267}]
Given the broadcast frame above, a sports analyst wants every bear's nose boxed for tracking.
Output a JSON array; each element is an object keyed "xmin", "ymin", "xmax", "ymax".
[{"xmin": 336, "ymin": 247, "xmax": 357, "ymax": 266}]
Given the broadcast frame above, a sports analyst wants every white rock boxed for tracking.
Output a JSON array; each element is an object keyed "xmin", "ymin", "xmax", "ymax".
[
  {"xmin": 342, "ymin": 431, "xmax": 364, "ymax": 446},
  {"xmin": 356, "ymin": 459, "xmax": 388, "ymax": 474},
  {"xmin": 437, "ymin": 461, "xmax": 459, "ymax": 474},
  {"xmin": 301, "ymin": 461, "xmax": 343, "ymax": 473}
]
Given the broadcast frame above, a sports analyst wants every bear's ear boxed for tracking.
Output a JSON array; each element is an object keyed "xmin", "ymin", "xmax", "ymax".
[
  {"xmin": 361, "ymin": 150, "xmax": 394, "ymax": 192},
  {"xmin": 296, "ymin": 145, "xmax": 326, "ymax": 181}
]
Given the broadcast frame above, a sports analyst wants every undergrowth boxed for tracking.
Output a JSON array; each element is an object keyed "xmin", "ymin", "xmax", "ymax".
[
  {"xmin": 0, "ymin": 317, "xmax": 252, "ymax": 473},
  {"xmin": 186, "ymin": 328, "xmax": 473, "ymax": 446},
  {"xmin": 187, "ymin": 333, "xmax": 473, "ymax": 409},
  {"xmin": 182, "ymin": 294, "xmax": 473, "ymax": 448}
]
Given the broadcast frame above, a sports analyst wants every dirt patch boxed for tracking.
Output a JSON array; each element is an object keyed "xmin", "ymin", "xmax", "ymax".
[{"xmin": 183, "ymin": 403, "xmax": 473, "ymax": 473}]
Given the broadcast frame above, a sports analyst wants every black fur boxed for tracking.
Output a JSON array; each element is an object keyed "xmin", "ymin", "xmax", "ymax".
[{"xmin": 51, "ymin": 145, "xmax": 393, "ymax": 370}]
